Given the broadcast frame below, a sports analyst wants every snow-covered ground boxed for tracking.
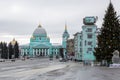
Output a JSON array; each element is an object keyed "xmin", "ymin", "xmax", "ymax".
[
  {"xmin": 0, "ymin": 58, "xmax": 69, "ymax": 80},
  {"xmin": 0, "ymin": 58, "xmax": 120, "ymax": 80},
  {"xmin": 33, "ymin": 62, "xmax": 120, "ymax": 80}
]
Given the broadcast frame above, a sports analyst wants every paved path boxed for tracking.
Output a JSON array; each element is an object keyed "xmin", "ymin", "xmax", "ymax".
[
  {"xmin": 0, "ymin": 58, "xmax": 69, "ymax": 80},
  {"xmin": 0, "ymin": 59, "xmax": 120, "ymax": 80},
  {"xmin": 32, "ymin": 62, "xmax": 120, "ymax": 80},
  {"xmin": 0, "ymin": 64, "xmax": 67, "ymax": 80}
]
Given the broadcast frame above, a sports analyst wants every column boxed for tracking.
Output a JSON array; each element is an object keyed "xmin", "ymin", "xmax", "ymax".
[
  {"xmin": 45, "ymin": 49, "xmax": 46, "ymax": 56},
  {"xmin": 26, "ymin": 49, "xmax": 27, "ymax": 55},
  {"xmin": 23, "ymin": 49, "xmax": 25, "ymax": 56},
  {"xmin": 36, "ymin": 49, "xmax": 37, "ymax": 56},
  {"xmin": 36, "ymin": 49, "xmax": 39, "ymax": 56},
  {"xmin": 39, "ymin": 49, "xmax": 41, "ymax": 56},
  {"xmin": 21, "ymin": 49, "xmax": 22, "ymax": 56},
  {"xmin": 33, "ymin": 49, "xmax": 34, "ymax": 56},
  {"xmin": 42, "ymin": 49, "xmax": 43, "ymax": 56},
  {"xmin": 43, "ymin": 49, "xmax": 45, "ymax": 56},
  {"xmin": 22, "ymin": 49, "xmax": 24, "ymax": 56},
  {"xmin": 45, "ymin": 49, "xmax": 47, "ymax": 56},
  {"xmin": 48, "ymin": 49, "xmax": 49, "ymax": 55},
  {"xmin": 39, "ymin": 49, "xmax": 40, "ymax": 56},
  {"xmin": 40, "ymin": 49, "xmax": 41, "ymax": 56},
  {"xmin": 56, "ymin": 49, "xmax": 57, "ymax": 55},
  {"xmin": 46, "ymin": 49, "xmax": 47, "ymax": 56},
  {"xmin": 52, "ymin": 49, "xmax": 54, "ymax": 56}
]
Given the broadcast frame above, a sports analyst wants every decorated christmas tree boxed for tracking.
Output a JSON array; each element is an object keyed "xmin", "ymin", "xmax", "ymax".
[{"xmin": 94, "ymin": 1, "xmax": 120, "ymax": 64}]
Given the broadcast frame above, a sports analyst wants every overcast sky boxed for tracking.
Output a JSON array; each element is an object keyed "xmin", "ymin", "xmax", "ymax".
[{"xmin": 0, "ymin": 0, "xmax": 120, "ymax": 45}]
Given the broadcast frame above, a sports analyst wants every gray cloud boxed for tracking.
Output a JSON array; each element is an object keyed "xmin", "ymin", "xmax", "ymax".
[{"xmin": 0, "ymin": 0, "xmax": 120, "ymax": 44}]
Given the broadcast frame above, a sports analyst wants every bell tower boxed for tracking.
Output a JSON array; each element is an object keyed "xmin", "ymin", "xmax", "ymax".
[{"xmin": 62, "ymin": 23, "xmax": 70, "ymax": 59}]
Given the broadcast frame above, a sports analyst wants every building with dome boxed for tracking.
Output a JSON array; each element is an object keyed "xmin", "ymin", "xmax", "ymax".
[{"xmin": 20, "ymin": 24, "xmax": 69, "ymax": 58}]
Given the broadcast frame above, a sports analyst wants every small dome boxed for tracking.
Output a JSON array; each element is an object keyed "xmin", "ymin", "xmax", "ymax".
[
  {"xmin": 11, "ymin": 38, "xmax": 16, "ymax": 45},
  {"xmin": 33, "ymin": 25, "xmax": 47, "ymax": 37}
]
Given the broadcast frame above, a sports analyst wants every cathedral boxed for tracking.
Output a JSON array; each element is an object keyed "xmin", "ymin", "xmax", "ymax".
[{"xmin": 20, "ymin": 24, "xmax": 69, "ymax": 58}]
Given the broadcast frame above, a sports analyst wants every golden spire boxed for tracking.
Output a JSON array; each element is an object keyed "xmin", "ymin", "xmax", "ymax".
[
  {"xmin": 31, "ymin": 36, "xmax": 34, "ymax": 39},
  {"xmin": 110, "ymin": 0, "xmax": 112, "ymax": 4},
  {"xmin": 38, "ymin": 23, "xmax": 42, "ymax": 28},
  {"xmin": 11, "ymin": 38, "xmax": 16, "ymax": 45},
  {"xmin": 13, "ymin": 38, "xmax": 15, "ymax": 41},
  {"xmin": 65, "ymin": 22, "xmax": 67, "ymax": 31}
]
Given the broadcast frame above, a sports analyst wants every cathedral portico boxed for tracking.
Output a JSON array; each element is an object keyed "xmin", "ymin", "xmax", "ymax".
[{"xmin": 20, "ymin": 24, "xmax": 69, "ymax": 58}]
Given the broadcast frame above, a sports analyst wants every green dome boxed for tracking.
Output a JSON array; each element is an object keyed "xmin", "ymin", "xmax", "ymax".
[{"xmin": 33, "ymin": 25, "xmax": 47, "ymax": 37}]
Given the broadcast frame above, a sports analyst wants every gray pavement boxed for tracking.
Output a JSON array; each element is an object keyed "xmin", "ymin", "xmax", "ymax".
[
  {"xmin": 32, "ymin": 62, "xmax": 120, "ymax": 80},
  {"xmin": 0, "ymin": 58, "xmax": 68, "ymax": 80},
  {"xmin": 0, "ymin": 58, "xmax": 120, "ymax": 80}
]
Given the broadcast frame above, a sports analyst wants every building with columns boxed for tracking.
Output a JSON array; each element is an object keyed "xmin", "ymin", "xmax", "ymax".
[
  {"xmin": 20, "ymin": 24, "xmax": 69, "ymax": 58},
  {"xmin": 74, "ymin": 16, "xmax": 99, "ymax": 62}
]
